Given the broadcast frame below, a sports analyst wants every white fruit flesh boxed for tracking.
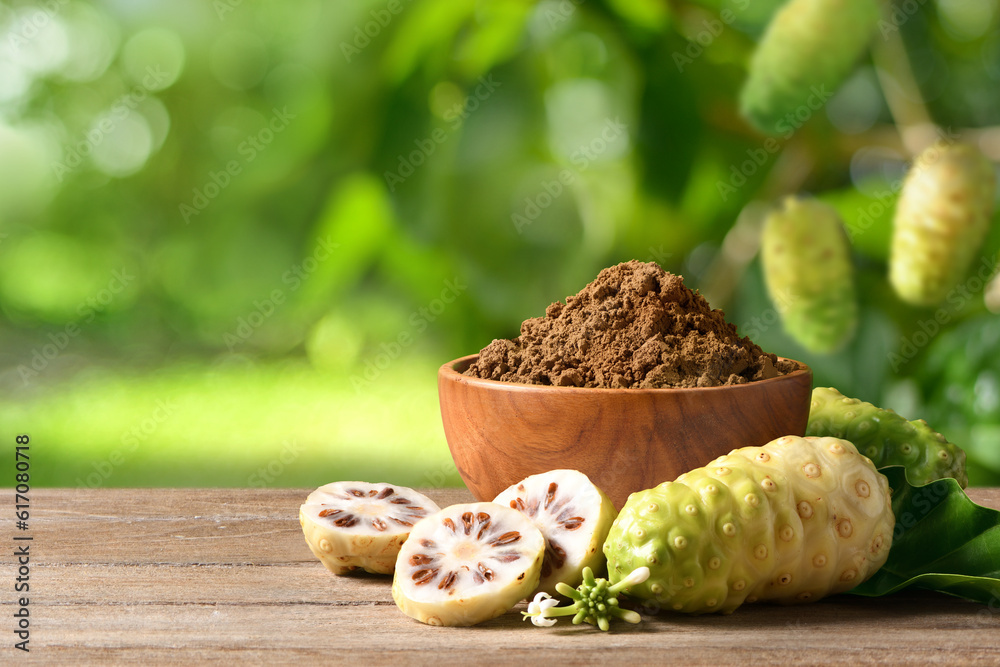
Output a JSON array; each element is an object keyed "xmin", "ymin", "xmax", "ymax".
[
  {"xmin": 299, "ymin": 482, "xmax": 440, "ymax": 575},
  {"xmin": 392, "ymin": 502, "xmax": 545, "ymax": 626},
  {"xmin": 494, "ymin": 469, "xmax": 618, "ymax": 595}
]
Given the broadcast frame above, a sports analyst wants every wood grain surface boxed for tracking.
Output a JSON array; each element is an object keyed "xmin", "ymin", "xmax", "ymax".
[{"xmin": 2, "ymin": 487, "xmax": 998, "ymax": 665}]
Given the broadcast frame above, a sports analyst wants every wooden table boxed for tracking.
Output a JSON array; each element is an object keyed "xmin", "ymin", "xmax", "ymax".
[{"xmin": 5, "ymin": 488, "xmax": 999, "ymax": 665}]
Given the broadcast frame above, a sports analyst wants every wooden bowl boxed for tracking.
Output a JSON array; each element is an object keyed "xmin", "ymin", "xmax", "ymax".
[{"xmin": 438, "ymin": 354, "xmax": 812, "ymax": 509}]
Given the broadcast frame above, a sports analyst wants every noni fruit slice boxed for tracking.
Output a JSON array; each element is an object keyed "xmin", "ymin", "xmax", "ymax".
[
  {"xmin": 806, "ymin": 386, "xmax": 968, "ymax": 487},
  {"xmin": 392, "ymin": 502, "xmax": 545, "ymax": 626},
  {"xmin": 740, "ymin": 0, "xmax": 880, "ymax": 134},
  {"xmin": 604, "ymin": 436, "xmax": 894, "ymax": 614},
  {"xmin": 494, "ymin": 469, "xmax": 618, "ymax": 595},
  {"xmin": 761, "ymin": 197, "xmax": 857, "ymax": 353},
  {"xmin": 889, "ymin": 143, "xmax": 996, "ymax": 306},
  {"xmin": 299, "ymin": 482, "xmax": 440, "ymax": 575}
]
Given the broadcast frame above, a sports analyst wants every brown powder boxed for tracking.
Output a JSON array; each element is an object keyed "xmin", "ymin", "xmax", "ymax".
[{"xmin": 464, "ymin": 260, "xmax": 798, "ymax": 389}]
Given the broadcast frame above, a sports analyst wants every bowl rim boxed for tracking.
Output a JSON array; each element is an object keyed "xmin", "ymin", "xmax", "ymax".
[{"xmin": 439, "ymin": 354, "xmax": 812, "ymax": 394}]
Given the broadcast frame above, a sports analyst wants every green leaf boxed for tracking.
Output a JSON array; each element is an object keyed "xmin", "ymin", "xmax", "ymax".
[
  {"xmin": 849, "ymin": 466, "xmax": 1000, "ymax": 606},
  {"xmin": 603, "ymin": 0, "xmax": 670, "ymax": 33},
  {"xmin": 382, "ymin": 0, "xmax": 476, "ymax": 84},
  {"xmin": 451, "ymin": 0, "xmax": 533, "ymax": 80},
  {"xmin": 298, "ymin": 172, "xmax": 396, "ymax": 307}
]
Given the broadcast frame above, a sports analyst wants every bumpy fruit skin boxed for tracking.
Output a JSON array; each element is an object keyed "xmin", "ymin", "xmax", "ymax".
[
  {"xmin": 889, "ymin": 143, "xmax": 997, "ymax": 306},
  {"xmin": 604, "ymin": 436, "xmax": 893, "ymax": 614},
  {"xmin": 806, "ymin": 386, "xmax": 968, "ymax": 487},
  {"xmin": 761, "ymin": 197, "xmax": 857, "ymax": 353},
  {"xmin": 740, "ymin": 0, "xmax": 880, "ymax": 134}
]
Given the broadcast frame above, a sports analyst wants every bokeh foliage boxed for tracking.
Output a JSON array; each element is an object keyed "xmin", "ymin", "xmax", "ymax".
[{"xmin": 0, "ymin": 0, "xmax": 998, "ymax": 487}]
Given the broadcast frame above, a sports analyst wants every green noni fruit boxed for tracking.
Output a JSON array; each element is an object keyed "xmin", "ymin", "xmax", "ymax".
[
  {"xmin": 604, "ymin": 436, "xmax": 894, "ymax": 614},
  {"xmin": 740, "ymin": 0, "xmax": 880, "ymax": 135},
  {"xmin": 806, "ymin": 386, "xmax": 968, "ymax": 487},
  {"xmin": 761, "ymin": 197, "xmax": 857, "ymax": 353},
  {"xmin": 889, "ymin": 143, "xmax": 997, "ymax": 306}
]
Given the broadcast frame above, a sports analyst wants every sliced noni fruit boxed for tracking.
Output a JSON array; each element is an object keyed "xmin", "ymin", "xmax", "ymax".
[
  {"xmin": 392, "ymin": 502, "xmax": 545, "ymax": 626},
  {"xmin": 299, "ymin": 481, "xmax": 440, "ymax": 575},
  {"xmin": 494, "ymin": 469, "xmax": 618, "ymax": 595}
]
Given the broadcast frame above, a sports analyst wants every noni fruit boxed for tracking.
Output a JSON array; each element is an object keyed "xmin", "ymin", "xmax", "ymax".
[
  {"xmin": 494, "ymin": 469, "xmax": 618, "ymax": 596},
  {"xmin": 740, "ymin": 0, "xmax": 880, "ymax": 134},
  {"xmin": 889, "ymin": 143, "xmax": 996, "ymax": 306},
  {"xmin": 761, "ymin": 197, "xmax": 857, "ymax": 353},
  {"xmin": 299, "ymin": 482, "xmax": 440, "ymax": 575},
  {"xmin": 604, "ymin": 436, "xmax": 894, "ymax": 614},
  {"xmin": 392, "ymin": 503, "xmax": 545, "ymax": 627},
  {"xmin": 806, "ymin": 386, "xmax": 968, "ymax": 487}
]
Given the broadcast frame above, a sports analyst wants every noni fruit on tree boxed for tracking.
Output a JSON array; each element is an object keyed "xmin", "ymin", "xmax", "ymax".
[
  {"xmin": 761, "ymin": 197, "xmax": 857, "ymax": 353},
  {"xmin": 604, "ymin": 436, "xmax": 894, "ymax": 614},
  {"xmin": 806, "ymin": 387, "xmax": 967, "ymax": 487},
  {"xmin": 889, "ymin": 143, "xmax": 996, "ymax": 306},
  {"xmin": 740, "ymin": 0, "xmax": 880, "ymax": 134}
]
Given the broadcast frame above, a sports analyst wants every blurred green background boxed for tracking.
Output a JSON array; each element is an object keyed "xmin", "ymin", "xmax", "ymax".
[{"xmin": 1, "ymin": 0, "xmax": 998, "ymax": 488}]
